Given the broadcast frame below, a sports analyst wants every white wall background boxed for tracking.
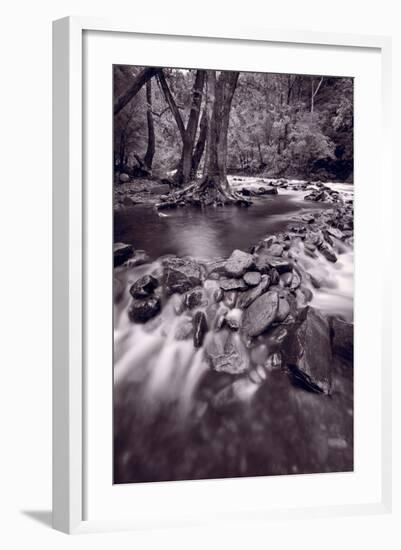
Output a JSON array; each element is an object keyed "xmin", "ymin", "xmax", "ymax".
[{"xmin": 0, "ymin": 0, "xmax": 399, "ymax": 547}]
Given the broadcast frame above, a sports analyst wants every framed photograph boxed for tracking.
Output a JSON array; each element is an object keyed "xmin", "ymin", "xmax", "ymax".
[{"xmin": 52, "ymin": 16, "xmax": 392, "ymax": 533}]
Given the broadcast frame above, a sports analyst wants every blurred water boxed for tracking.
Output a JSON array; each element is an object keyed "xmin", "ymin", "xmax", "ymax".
[{"xmin": 113, "ymin": 178, "xmax": 354, "ymax": 483}]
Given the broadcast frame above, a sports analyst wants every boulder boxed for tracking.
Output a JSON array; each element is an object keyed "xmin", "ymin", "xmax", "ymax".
[
  {"xmin": 225, "ymin": 308, "xmax": 243, "ymax": 330},
  {"xmin": 119, "ymin": 173, "xmax": 130, "ymax": 183},
  {"xmin": 223, "ymin": 290, "xmax": 237, "ymax": 308},
  {"xmin": 113, "ymin": 242, "xmax": 134, "ymax": 267},
  {"xmin": 243, "ymin": 271, "xmax": 261, "ymax": 287},
  {"xmin": 241, "ymin": 290, "xmax": 279, "ymax": 337},
  {"xmin": 224, "ymin": 249, "xmax": 254, "ymax": 277},
  {"xmin": 319, "ymin": 243, "xmax": 337, "ymax": 263},
  {"xmin": 219, "ymin": 278, "xmax": 247, "ymax": 291},
  {"xmin": 128, "ymin": 296, "xmax": 161, "ymax": 323},
  {"xmin": 193, "ymin": 311, "xmax": 208, "ymax": 348},
  {"xmin": 269, "ymin": 244, "xmax": 284, "ymax": 257},
  {"xmin": 280, "ymin": 272, "xmax": 293, "ymax": 287},
  {"xmin": 205, "ymin": 331, "xmax": 249, "ymax": 375},
  {"xmin": 327, "ymin": 226, "xmax": 344, "ymax": 240},
  {"xmin": 126, "ymin": 250, "xmax": 150, "ymax": 267},
  {"xmin": 237, "ymin": 274, "xmax": 270, "ymax": 309},
  {"xmin": 282, "ymin": 307, "xmax": 332, "ymax": 394},
  {"xmin": 184, "ymin": 287, "xmax": 207, "ymax": 309},
  {"xmin": 129, "ymin": 274, "xmax": 158, "ymax": 299},
  {"xmin": 163, "ymin": 257, "xmax": 203, "ymax": 294},
  {"xmin": 331, "ymin": 317, "xmax": 353, "ymax": 361},
  {"xmin": 275, "ymin": 294, "xmax": 291, "ymax": 322}
]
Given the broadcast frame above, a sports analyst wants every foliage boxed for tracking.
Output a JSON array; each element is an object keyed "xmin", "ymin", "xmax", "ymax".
[{"xmin": 114, "ymin": 66, "xmax": 353, "ymax": 181}]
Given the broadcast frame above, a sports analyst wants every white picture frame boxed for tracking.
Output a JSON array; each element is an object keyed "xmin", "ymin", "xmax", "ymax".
[{"xmin": 52, "ymin": 16, "xmax": 392, "ymax": 534}]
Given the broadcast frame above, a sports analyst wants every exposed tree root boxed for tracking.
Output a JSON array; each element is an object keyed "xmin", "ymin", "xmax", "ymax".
[{"xmin": 155, "ymin": 176, "xmax": 252, "ymax": 210}]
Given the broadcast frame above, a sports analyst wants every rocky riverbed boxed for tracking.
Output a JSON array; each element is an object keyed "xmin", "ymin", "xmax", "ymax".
[{"xmin": 113, "ymin": 177, "xmax": 354, "ymax": 483}]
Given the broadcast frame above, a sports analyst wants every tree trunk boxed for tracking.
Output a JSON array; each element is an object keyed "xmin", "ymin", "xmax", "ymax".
[
  {"xmin": 175, "ymin": 70, "xmax": 206, "ymax": 184},
  {"xmin": 156, "ymin": 71, "xmax": 250, "ymax": 208},
  {"xmin": 193, "ymin": 71, "xmax": 249, "ymax": 205},
  {"xmin": 143, "ymin": 80, "xmax": 155, "ymax": 171},
  {"xmin": 114, "ymin": 67, "xmax": 160, "ymax": 115},
  {"xmin": 191, "ymin": 107, "xmax": 207, "ymax": 177}
]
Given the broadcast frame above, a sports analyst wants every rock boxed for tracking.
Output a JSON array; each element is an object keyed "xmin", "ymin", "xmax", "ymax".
[
  {"xmin": 290, "ymin": 270, "xmax": 301, "ymax": 290},
  {"xmin": 282, "ymin": 307, "xmax": 332, "ymax": 394},
  {"xmin": 223, "ymin": 290, "xmax": 237, "ymax": 308},
  {"xmin": 206, "ymin": 259, "xmax": 227, "ymax": 277},
  {"xmin": 184, "ymin": 287, "xmax": 207, "ymax": 309},
  {"xmin": 225, "ymin": 249, "xmax": 254, "ymax": 277},
  {"xmin": 175, "ymin": 317, "xmax": 194, "ymax": 340},
  {"xmin": 205, "ymin": 331, "xmax": 249, "ymax": 375},
  {"xmin": 128, "ymin": 296, "xmax": 161, "ymax": 323},
  {"xmin": 331, "ymin": 317, "xmax": 353, "ymax": 361},
  {"xmin": 113, "ymin": 242, "xmax": 134, "ymax": 267},
  {"xmin": 236, "ymin": 274, "xmax": 270, "ymax": 309},
  {"xmin": 280, "ymin": 272, "xmax": 293, "ymax": 287},
  {"xmin": 269, "ymin": 268, "xmax": 280, "ymax": 285},
  {"xmin": 119, "ymin": 173, "xmax": 130, "ymax": 183},
  {"xmin": 275, "ymin": 294, "xmax": 290, "ymax": 322},
  {"xmin": 129, "ymin": 274, "xmax": 158, "ymax": 299},
  {"xmin": 242, "ymin": 290, "xmax": 279, "ymax": 337},
  {"xmin": 327, "ymin": 226, "xmax": 344, "ymax": 240},
  {"xmin": 193, "ymin": 311, "xmax": 208, "ymax": 348},
  {"xmin": 126, "ymin": 250, "xmax": 150, "ymax": 267},
  {"xmin": 225, "ymin": 308, "xmax": 243, "ymax": 330},
  {"xmin": 219, "ymin": 278, "xmax": 247, "ymax": 291},
  {"xmin": 319, "ymin": 243, "xmax": 337, "ymax": 263},
  {"xmin": 267, "ymin": 256, "xmax": 292, "ymax": 274},
  {"xmin": 163, "ymin": 257, "xmax": 203, "ymax": 294},
  {"xmin": 213, "ymin": 288, "xmax": 224, "ymax": 302},
  {"xmin": 269, "ymin": 244, "xmax": 284, "ymax": 257},
  {"xmin": 243, "ymin": 271, "xmax": 261, "ymax": 287}
]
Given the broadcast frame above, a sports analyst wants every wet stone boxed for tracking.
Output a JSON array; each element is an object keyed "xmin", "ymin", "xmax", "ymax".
[
  {"xmin": 224, "ymin": 249, "xmax": 254, "ymax": 277},
  {"xmin": 269, "ymin": 244, "xmax": 284, "ymax": 257},
  {"xmin": 219, "ymin": 278, "xmax": 247, "ymax": 291},
  {"xmin": 282, "ymin": 307, "xmax": 332, "ymax": 394},
  {"xmin": 163, "ymin": 257, "xmax": 203, "ymax": 294},
  {"xmin": 243, "ymin": 271, "xmax": 261, "ymax": 287},
  {"xmin": 128, "ymin": 296, "xmax": 161, "ymax": 323},
  {"xmin": 129, "ymin": 274, "xmax": 158, "ymax": 299},
  {"xmin": 223, "ymin": 290, "xmax": 237, "ymax": 308},
  {"xmin": 114, "ymin": 242, "xmax": 134, "ymax": 267},
  {"xmin": 184, "ymin": 287, "xmax": 207, "ymax": 309},
  {"xmin": 193, "ymin": 311, "xmax": 208, "ymax": 348},
  {"xmin": 242, "ymin": 290, "xmax": 279, "ymax": 337},
  {"xmin": 236, "ymin": 274, "xmax": 270, "ymax": 309}
]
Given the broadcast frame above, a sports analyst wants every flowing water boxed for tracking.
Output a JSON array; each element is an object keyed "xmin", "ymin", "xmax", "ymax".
[{"xmin": 113, "ymin": 178, "xmax": 354, "ymax": 483}]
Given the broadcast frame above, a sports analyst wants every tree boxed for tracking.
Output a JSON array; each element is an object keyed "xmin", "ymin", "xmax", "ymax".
[
  {"xmin": 158, "ymin": 69, "xmax": 206, "ymax": 184},
  {"xmin": 143, "ymin": 80, "xmax": 155, "ymax": 171},
  {"xmin": 114, "ymin": 67, "xmax": 160, "ymax": 115},
  {"xmin": 176, "ymin": 70, "xmax": 249, "ymax": 205}
]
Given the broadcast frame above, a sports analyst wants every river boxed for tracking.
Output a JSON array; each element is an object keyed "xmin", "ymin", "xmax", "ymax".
[{"xmin": 113, "ymin": 178, "xmax": 354, "ymax": 484}]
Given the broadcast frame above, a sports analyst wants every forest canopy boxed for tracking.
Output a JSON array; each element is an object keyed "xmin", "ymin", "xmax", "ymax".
[{"xmin": 113, "ymin": 66, "xmax": 353, "ymax": 184}]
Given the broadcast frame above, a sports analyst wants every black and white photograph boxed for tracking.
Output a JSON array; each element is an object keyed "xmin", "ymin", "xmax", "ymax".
[{"xmin": 113, "ymin": 65, "xmax": 354, "ymax": 484}]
